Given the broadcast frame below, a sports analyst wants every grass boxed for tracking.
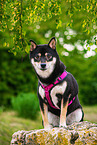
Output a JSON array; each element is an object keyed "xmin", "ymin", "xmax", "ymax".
[
  {"xmin": 83, "ymin": 105, "xmax": 97, "ymax": 123},
  {"xmin": 0, "ymin": 111, "xmax": 43, "ymax": 145},
  {"xmin": 0, "ymin": 106, "xmax": 97, "ymax": 145}
]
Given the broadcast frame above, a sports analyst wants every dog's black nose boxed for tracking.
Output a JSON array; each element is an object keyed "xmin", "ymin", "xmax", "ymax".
[{"xmin": 41, "ymin": 63, "xmax": 46, "ymax": 69}]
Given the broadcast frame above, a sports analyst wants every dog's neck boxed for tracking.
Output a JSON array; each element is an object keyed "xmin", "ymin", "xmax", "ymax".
[{"xmin": 37, "ymin": 60, "xmax": 66, "ymax": 85}]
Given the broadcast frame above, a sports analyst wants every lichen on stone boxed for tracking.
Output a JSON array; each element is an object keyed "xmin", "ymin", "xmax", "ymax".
[{"xmin": 10, "ymin": 121, "xmax": 97, "ymax": 145}]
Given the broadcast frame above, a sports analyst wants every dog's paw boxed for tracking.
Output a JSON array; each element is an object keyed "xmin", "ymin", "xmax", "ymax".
[
  {"xmin": 44, "ymin": 124, "xmax": 52, "ymax": 130},
  {"xmin": 59, "ymin": 123, "xmax": 67, "ymax": 127},
  {"xmin": 59, "ymin": 125, "xmax": 73, "ymax": 130}
]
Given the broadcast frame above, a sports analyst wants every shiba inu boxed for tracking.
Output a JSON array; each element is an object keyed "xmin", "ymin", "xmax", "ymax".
[{"xmin": 30, "ymin": 37, "xmax": 84, "ymax": 129}]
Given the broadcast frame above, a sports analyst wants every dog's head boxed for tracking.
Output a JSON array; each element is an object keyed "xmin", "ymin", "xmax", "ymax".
[{"xmin": 30, "ymin": 37, "xmax": 59, "ymax": 78}]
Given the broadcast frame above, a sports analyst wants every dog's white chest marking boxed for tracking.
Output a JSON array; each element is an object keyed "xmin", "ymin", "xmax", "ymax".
[
  {"xmin": 39, "ymin": 86, "xmax": 45, "ymax": 99},
  {"xmin": 39, "ymin": 81, "xmax": 67, "ymax": 108},
  {"xmin": 50, "ymin": 81, "xmax": 67, "ymax": 108}
]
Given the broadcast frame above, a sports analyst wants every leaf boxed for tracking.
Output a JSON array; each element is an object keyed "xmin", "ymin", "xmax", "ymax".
[
  {"xmin": 95, "ymin": 48, "xmax": 97, "ymax": 53},
  {"xmin": 95, "ymin": 40, "xmax": 97, "ymax": 45},
  {"xmin": 25, "ymin": 45, "xmax": 30, "ymax": 54},
  {"xmin": 56, "ymin": 20, "xmax": 62, "ymax": 29},
  {"xmin": 87, "ymin": 30, "xmax": 90, "ymax": 35},
  {"xmin": 13, "ymin": 52, "xmax": 17, "ymax": 56},
  {"xmin": 87, "ymin": 47, "xmax": 91, "ymax": 51},
  {"xmin": 89, "ymin": 42, "xmax": 93, "ymax": 46}
]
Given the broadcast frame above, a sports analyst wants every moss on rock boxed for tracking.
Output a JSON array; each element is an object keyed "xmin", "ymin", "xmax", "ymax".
[{"xmin": 11, "ymin": 121, "xmax": 97, "ymax": 145}]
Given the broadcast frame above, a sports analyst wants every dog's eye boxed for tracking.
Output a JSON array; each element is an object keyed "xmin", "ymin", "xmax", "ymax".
[
  {"xmin": 35, "ymin": 55, "xmax": 40, "ymax": 61},
  {"xmin": 46, "ymin": 54, "xmax": 52, "ymax": 60}
]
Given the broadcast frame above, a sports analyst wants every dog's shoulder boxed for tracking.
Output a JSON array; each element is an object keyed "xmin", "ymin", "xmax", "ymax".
[
  {"xmin": 66, "ymin": 72, "xmax": 76, "ymax": 81},
  {"xmin": 66, "ymin": 72, "xmax": 78, "ymax": 96}
]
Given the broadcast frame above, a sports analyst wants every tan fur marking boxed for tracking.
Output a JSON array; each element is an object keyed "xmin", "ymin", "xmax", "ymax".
[
  {"xmin": 40, "ymin": 103, "xmax": 50, "ymax": 129},
  {"xmin": 59, "ymin": 98, "xmax": 69, "ymax": 127},
  {"xmin": 38, "ymin": 53, "xmax": 41, "ymax": 56}
]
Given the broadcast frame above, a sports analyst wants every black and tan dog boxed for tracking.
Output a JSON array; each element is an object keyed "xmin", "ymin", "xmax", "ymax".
[{"xmin": 30, "ymin": 37, "xmax": 84, "ymax": 129}]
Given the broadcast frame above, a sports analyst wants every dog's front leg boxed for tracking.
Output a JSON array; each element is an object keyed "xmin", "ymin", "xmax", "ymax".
[
  {"xmin": 40, "ymin": 103, "xmax": 51, "ymax": 129},
  {"xmin": 59, "ymin": 97, "xmax": 69, "ymax": 127}
]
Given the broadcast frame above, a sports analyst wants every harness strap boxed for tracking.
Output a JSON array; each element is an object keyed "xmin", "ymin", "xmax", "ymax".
[
  {"xmin": 54, "ymin": 71, "xmax": 67, "ymax": 85},
  {"xmin": 68, "ymin": 96, "xmax": 75, "ymax": 106},
  {"xmin": 42, "ymin": 84, "xmax": 57, "ymax": 109},
  {"xmin": 41, "ymin": 71, "xmax": 75, "ymax": 109}
]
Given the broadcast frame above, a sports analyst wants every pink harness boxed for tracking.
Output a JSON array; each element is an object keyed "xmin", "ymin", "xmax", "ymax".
[{"xmin": 41, "ymin": 71, "xmax": 75, "ymax": 109}]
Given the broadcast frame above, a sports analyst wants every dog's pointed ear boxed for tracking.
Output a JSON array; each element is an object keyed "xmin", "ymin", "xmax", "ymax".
[
  {"xmin": 48, "ymin": 37, "xmax": 56, "ymax": 49},
  {"xmin": 29, "ymin": 40, "xmax": 37, "ymax": 51}
]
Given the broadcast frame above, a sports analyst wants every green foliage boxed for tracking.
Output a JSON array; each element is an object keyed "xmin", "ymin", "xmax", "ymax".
[
  {"xmin": 0, "ymin": 0, "xmax": 96, "ymax": 55},
  {"xmin": 0, "ymin": 49, "xmax": 37, "ymax": 107},
  {"xmin": 0, "ymin": 106, "xmax": 5, "ymax": 115},
  {"xmin": 11, "ymin": 93, "xmax": 40, "ymax": 119},
  {"xmin": 79, "ymin": 56, "xmax": 97, "ymax": 105},
  {"xmin": 0, "ymin": 0, "xmax": 61, "ymax": 55},
  {"xmin": 64, "ymin": 0, "xmax": 96, "ymax": 31}
]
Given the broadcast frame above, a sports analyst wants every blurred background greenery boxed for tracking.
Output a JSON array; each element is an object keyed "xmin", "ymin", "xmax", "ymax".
[
  {"xmin": 0, "ymin": 0, "xmax": 97, "ymax": 108},
  {"xmin": 0, "ymin": 0, "xmax": 97, "ymax": 144}
]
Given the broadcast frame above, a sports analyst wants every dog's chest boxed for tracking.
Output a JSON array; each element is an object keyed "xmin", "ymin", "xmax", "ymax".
[{"xmin": 39, "ymin": 81, "xmax": 67, "ymax": 109}]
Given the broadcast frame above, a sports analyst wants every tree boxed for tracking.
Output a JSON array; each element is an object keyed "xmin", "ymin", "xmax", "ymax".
[
  {"xmin": 0, "ymin": 0, "xmax": 61, "ymax": 55},
  {"xmin": 0, "ymin": 0, "xmax": 97, "ymax": 55}
]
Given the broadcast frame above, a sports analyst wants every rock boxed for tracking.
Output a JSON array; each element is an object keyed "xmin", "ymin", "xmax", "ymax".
[{"xmin": 10, "ymin": 121, "xmax": 97, "ymax": 145}]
